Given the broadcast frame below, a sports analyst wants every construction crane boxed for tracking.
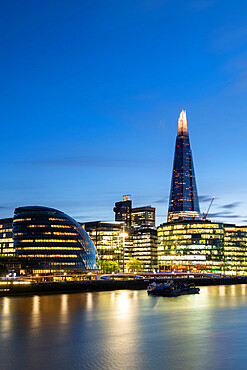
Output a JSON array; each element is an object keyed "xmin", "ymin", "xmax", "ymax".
[{"xmin": 202, "ymin": 196, "xmax": 215, "ymax": 220}]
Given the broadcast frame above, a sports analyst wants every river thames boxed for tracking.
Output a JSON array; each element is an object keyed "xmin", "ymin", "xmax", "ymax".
[{"xmin": 0, "ymin": 285, "xmax": 247, "ymax": 370}]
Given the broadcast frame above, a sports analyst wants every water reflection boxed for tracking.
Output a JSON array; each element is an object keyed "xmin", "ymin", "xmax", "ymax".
[
  {"xmin": 31, "ymin": 295, "xmax": 40, "ymax": 328},
  {"xmin": 0, "ymin": 286, "xmax": 247, "ymax": 369},
  {"xmin": 1, "ymin": 297, "xmax": 11, "ymax": 339}
]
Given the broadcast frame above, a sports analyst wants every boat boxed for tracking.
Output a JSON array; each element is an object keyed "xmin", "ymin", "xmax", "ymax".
[{"xmin": 147, "ymin": 280, "xmax": 200, "ymax": 297}]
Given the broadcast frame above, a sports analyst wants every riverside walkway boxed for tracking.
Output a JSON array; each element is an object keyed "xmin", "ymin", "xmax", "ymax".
[{"xmin": 0, "ymin": 274, "xmax": 247, "ymax": 296}]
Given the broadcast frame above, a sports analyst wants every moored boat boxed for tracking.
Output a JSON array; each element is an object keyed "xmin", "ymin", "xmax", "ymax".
[{"xmin": 147, "ymin": 280, "xmax": 200, "ymax": 297}]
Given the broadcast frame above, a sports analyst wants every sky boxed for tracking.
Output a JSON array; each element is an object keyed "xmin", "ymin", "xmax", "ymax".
[{"xmin": 0, "ymin": 0, "xmax": 247, "ymax": 225}]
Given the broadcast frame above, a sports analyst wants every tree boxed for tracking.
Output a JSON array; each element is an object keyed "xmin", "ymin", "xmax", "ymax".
[
  {"xmin": 101, "ymin": 260, "xmax": 120, "ymax": 274},
  {"xmin": 126, "ymin": 258, "xmax": 144, "ymax": 272}
]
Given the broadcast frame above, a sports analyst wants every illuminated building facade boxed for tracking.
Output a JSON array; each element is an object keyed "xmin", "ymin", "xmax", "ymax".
[
  {"xmin": 126, "ymin": 227, "xmax": 158, "ymax": 270},
  {"xmin": 112, "ymin": 196, "xmax": 157, "ymax": 270},
  {"xmin": 131, "ymin": 206, "xmax": 155, "ymax": 228},
  {"xmin": 113, "ymin": 195, "xmax": 132, "ymax": 229},
  {"xmin": 13, "ymin": 206, "xmax": 98, "ymax": 274},
  {"xmin": 157, "ymin": 220, "xmax": 224, "ymax": 273},
  {"xmin": 0, "ymin": 218, "xmax": 14, "ymax": 258},
  {"xmin": 224, "ymin": 225, "xmax": 247, "ymax": 275},
  {"xmin": 83, "ymin": 221, "xmax": 125, "ymax": 270},
  {"xmin": 168, "ymin": 110, "xmax": 200, "ymax": 222}
]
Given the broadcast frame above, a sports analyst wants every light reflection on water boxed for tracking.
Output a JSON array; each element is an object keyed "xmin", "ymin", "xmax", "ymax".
[{"xmin": 0, "ymin": 286, "xmax": 247, "ymax": 369}]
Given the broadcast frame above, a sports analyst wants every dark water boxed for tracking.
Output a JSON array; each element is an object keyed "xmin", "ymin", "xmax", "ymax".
[{"xmin": 0, "ymin": 285, "xmax": 247, "ymax": 370}]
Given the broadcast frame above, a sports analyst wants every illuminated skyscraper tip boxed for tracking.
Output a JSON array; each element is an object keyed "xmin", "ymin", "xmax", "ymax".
[
  {"xmin": 178, "ymin": 109, "xmax": 188, "ymax": 136},
  {"xmin": 167, "ymin": 110, "xmax": 200, "ymax": 223}
]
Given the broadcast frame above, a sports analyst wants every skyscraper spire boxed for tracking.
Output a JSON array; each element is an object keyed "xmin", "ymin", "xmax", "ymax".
[
  {"xmin": 167, "ymin": 110, "xmax": 200, "ymax": 223},
  {"xmin": 177, "ymin": 110, "xmax": 188, "ymax": 136}
]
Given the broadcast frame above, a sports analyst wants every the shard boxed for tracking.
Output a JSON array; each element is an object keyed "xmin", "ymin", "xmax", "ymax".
[{"xmin": 167, "ymin": 110, "xmax": 200, "ymax": 222}]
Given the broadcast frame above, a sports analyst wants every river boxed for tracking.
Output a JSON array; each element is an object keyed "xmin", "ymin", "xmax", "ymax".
[{"xmin": 0, "ymin": 285, "xmax": 247, "ymax": 370}]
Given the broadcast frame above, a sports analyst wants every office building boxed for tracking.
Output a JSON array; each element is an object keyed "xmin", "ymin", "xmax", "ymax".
[
  {"xmin": 83, "ymin": 221, "xmax": 125, "ymax": 270},
  {"xmin": 0, "ymin": 218, "xmax": 14, "ymax": 258},
  {"xmin": 126, "ymin": 227, "xmax": 158, "ymax": 271},
  {"xmin": 113, "ymin": 195, "xmax": 132, "ymax": 229},
  {"xmin": 224, "ymin": 225, "xmax": 247, "ymax": 275},
  {"xmin": 158, "ymin": 110, "xmax": 223, "ymax": 273},
  {"xmin": 131, "ymin": 206, "xmax": 155, "ymax": 228},
  {"xmin": 168, "ymin": 110, "xmax": 200, "ymax": 222},
  {"xmin": 113, "ymin": 196, "xmax": 158, "ymax": 270},
  {"xmin": 157, "ymin": 220, "xmax": 224, "ymax": 273}
]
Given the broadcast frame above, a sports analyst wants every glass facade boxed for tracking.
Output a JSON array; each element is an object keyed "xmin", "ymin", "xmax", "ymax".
[
  {"xmin": 13, "ymin": 206, "xmax": 98, "ymax": 272},
  {"xmin": 113, "ymin": 196, "xmax": 132, "ymax": 229},
  {"xmin": 224, "ymin": 225, "xmax": 247, "ymax": 275},
  {"xmin": 126, "ymin": 227, "xmax": 158, "ymax": 270},
  {"xmin": 84, "ymin": 221, "xmax": 125, "ymax": 270},
  {"xmin": 168, "ymin": 110, "xmax": 200, "ymax": 222},
  {"xmin": 0, "ymin": 218, "xmax": 14, "ymax": 258},
  {"xmin": 131, "ymin": 207, "xmax": 156, "ymax": 228},
  {"xmin": 158, "ymin": 220, "xmax": 224, "ymax": 273}
]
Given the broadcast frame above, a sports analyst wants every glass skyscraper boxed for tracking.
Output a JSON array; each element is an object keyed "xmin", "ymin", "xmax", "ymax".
[{"xmin": 168, "ymin": 110, "xmax": 200, "ymax": 222}]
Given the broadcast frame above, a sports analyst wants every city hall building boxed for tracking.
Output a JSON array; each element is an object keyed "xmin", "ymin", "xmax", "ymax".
[{"xmin": 0, "ymin": 206, "xmax": 98, "ymax": 278}]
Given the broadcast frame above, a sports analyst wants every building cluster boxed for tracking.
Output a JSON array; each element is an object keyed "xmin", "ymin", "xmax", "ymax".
[
  {"xmin": 84, "ymin": 197, "xmax": 157, "ymax": 272},
  {"xmin": 0, "ymin": 110, "xmax": 246, "ymax": 277}
]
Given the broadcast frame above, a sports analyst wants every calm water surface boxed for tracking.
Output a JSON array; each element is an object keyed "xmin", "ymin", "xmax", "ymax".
[{"xmin": 0, "ymin": 285, "xmax": 247, "ymax": 370}]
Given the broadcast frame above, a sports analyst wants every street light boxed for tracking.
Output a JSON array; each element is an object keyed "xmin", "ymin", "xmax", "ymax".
[{"xmin": 120, "ymin": 230, "xmax": 128, "ymax": 273}]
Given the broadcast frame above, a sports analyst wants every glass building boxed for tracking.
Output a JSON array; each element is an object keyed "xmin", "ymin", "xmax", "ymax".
[
  {"xmin": 157, "ymin": 220, "xmax": 224, "ymax": 273},
  {"xmin": 83, "ymin": 221, "xmax": 125, "ymax": 270},
  {"xmin": 113, "ymin": 195, "xmax": 132, "ymax": 229},
  {"xmin": 0, "ymin": 218, "xmax": 14, "ymax": 258},
  {"xmin": 224, "ymin": 225, "xmax": 247, "ymax": 275},
  {"xmin": 131, "ymin": 207, "xmax": 156, "ymax": 228},
  {"xmin": 126, "ymin": 227, "xmax": 158, "ymax": 271},
  {"xmin": 168, "ymin": 110, "xmax": 200, "ymax": 222},
  {"xmin": 13, "ymin": 206, "xmax": 98, "ymax": 274}
]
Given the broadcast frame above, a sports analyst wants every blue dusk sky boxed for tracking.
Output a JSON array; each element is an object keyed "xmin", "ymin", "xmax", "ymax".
[{"xmin": 0, "ymin": 0, "xmax": 247, "ymax": 225}]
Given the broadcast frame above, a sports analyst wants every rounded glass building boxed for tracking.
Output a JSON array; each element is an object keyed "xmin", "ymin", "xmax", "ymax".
[{"xmin": 13, "ymin": 206, "xmax": 98, "ymax": 273}]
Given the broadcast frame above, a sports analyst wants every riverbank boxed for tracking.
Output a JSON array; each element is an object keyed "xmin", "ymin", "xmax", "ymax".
[{"xmin": 1, "ymin": 275, "xmax": 247, "ymax": 296}]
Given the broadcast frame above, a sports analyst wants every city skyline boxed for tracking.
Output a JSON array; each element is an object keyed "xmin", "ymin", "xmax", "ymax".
[{"xmin": 1, "ymin": 1, "xmax": 247, "ymax": 226}]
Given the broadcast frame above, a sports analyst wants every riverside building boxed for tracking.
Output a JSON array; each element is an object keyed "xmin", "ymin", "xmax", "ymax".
[
  {"xmin": 83, "ymin": 221, "xmax": 125, "ymax": 271},
  {"xmin": 127, "ymin": 227, "xmax": 158, "ymax": 271},
  {"xmin": 85, "ymin": 197, "xmax": 158, "ymax": 271},
  {"xmin": 168, "ymin": 110, "xmax": 200, "ymax": 223},
  {"xmin": 0, "ymin": 218, "xmax": 14, "ymax": 258},
  {"xmin": 12, "ymin": 206, "xmax": 98, "ymax": 278},
  {"xmin": 223, "ymin": 225, "xmax": 247, "ymax": 275},
  {"xmin": 158, "ymin": 111, "xmax": 224, "ymax": 274},
  {"xmin": 113, "ymin": 196, "xmax": 158, "ymax": 271},
  {"xmin": 157, "ymin": 220, "xmax": 224, "ymax": 273}
]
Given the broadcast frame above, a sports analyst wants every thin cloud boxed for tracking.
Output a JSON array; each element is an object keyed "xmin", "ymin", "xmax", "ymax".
[
  {"xmin": 153, "ymin": 196, "xmax": 168, "ymax": 204},
  {"xmin": 221, "ymin": 202, "xmax": 241, "ymax": 210},
  {"xmin": 208, "ymin": 212, "xmax": 242, "ymax": 219},
  {"xmin": 199, "ymin": 195, "xmax": 213, "ymax": 203}
]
